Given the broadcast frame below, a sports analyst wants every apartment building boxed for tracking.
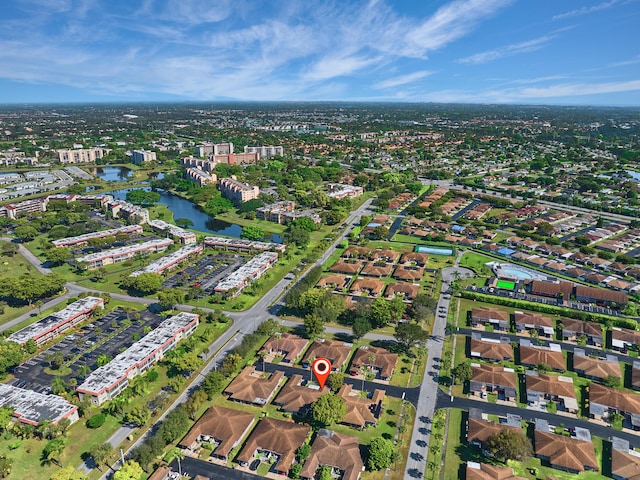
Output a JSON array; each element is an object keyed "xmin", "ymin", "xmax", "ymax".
[
  {"xmin": 244, "ymin": 145, "xmax": 284, "ymax": 158},
  {"xmin": 148, "ymin": 219, "xmax": 196, "ymax": 244},
  {"xmin": 76, "ymin": 238, "xmax": 173, "ymax": 269},
  {"xmin": 219, "ymin": 177, "xmax": 260, "ymax": 205},
  {"xmin": 204, "ymin": 235, "xmax": 286, "ymax": 252},
  {"xmin": 106, "ymin": 199, "xmax": 150, "ymax": 224},
  {"xmin": 77, "ymin": 312, "xmax": 199, "ymax": 405},
  {"xmin": 52, "ymin": 225, "xmax": 143, "ymax": 248},
  {"xmin": 256, "ymin": 201, "xmax": 321, "ymax": 224},
  {"xmin": 0, "ymin": 197, "xmax": 48, "ymax": 218},
  {"xmin": 214, "ymin": 251, "xmax": 278, "ymax": 295},
  {"xmin": 130, "ymin": 243, "xmax": 203, "ymax": 277},
  {"xmin": 57, "ymin": 147, "xmax": 104, "ymax": 164},
  {"xmin": 185, "ymin": 167, "xmax": 216, "ymax": 186},
  {"xmin": 196, "ymin": 142, "xmax": 234, "ymax": 157},
  {"xmin": 0, "ymin": 384, "xmax": 79, "ymax": 426},
  {"xmin": 6, "ymin": 297, "xmax": 104, "ymax": 346},
  {"xmin": 327, "ymin": 183, "xmax": 364, "ymax": 199},
  {"xmin": 131, "ymin": 149, "xmax": 157, "ymax": 165}
]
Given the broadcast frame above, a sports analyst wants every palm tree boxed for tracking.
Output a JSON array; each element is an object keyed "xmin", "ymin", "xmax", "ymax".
[
  {"xmin": 168, "ymin": 447, "xmax": 185, "ymax": 478},
  {"xmin": 36, "ymin": 419, "xmax": 52, "ymax": 440}
]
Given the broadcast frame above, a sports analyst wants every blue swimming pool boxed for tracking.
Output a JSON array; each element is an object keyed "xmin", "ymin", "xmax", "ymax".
[
  {"xmin": 416, "ymin": 246, "xmax": 454, "ymax": 256},
  {"xmin": 493, "ymin": 264, "xmax": 547, "ymax": 281}
]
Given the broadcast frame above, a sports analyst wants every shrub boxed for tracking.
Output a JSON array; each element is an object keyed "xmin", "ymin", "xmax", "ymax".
[{"xmin": 87, "ymin": 413, "xmax": 106, "ymax": 429}]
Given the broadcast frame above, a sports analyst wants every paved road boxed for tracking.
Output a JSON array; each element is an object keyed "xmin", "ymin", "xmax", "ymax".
[
  {"xmin": 278, "ymin": 318, "xmax": 394, "ymax": 342},
  {"xmin": 0, "ymin": 237, "xmax": 53, "ymax": 275},
  {"xmin": 403, "ymin": 254, "xmax": 474, "ymax": 480},
  {"xmin": 437, "ymin": 389, "xmax": 640, "ymax": 449},
  {"xmin": 172, "ymin": 456, "xmax": 262, "ymax": 480}
]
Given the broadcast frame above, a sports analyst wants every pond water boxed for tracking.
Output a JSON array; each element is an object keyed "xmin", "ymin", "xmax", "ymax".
[
  {"xmin": 90, "ymin": 166, "xmax": 133, "ymax": 182},
  {"xmin": 626, "ymin": 170, "xmax": 640, "ymax": 182},
  {"xmin": 104, "ymin": 187, "xmax": 282, "ymax": 242}
]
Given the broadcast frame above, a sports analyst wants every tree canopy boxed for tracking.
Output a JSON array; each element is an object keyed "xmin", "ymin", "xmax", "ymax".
[
  {"xmin": 310, "ymin": 394, "xmax": 346, "ymax": 426},
  {"xmin": 487, "ymin": 429, "xmax": 533, "ymax": 462}
]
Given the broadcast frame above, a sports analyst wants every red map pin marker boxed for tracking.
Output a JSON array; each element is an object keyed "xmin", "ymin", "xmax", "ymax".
[{"xmin": 312, "ymin": 357, "xmax": 332, "ymax": 389}]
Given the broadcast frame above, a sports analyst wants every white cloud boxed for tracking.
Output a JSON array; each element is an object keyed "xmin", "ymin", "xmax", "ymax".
[
  {"xmin": 404, "ymin": 0, "xmax": 513, "ymax": 57},
  {"xmin": 553, "ymin": 0, "xmax": 619, "ymax": 21},
  {"xmin": 458, "ymin": 34, "xmax": 555, "ymax": 64},
  {"xmin": 374, "ymin": 71, "xmax": 433, "ymax": 89},
  {"xmin": 508, "ymin": 79, "xmax": 640, "ymax": 98}
]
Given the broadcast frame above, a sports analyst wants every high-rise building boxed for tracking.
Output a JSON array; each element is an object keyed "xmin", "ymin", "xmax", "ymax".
[
  {"xmin": 219, "ymin": 176, "xmax": 260, "ymax": 205},
  {"xmin": 244, "ymin": 145, "xmax": 284, "ymax": 159},
  {"xmin": 131, "ymin": 149, "xmax": 157, "ymax": 164},
  {"xmin": 58, "ymin": 148, "xmax": 104, "ymax": 164}
]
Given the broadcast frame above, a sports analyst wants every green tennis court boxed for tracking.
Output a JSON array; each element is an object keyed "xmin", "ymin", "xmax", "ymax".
[{"xmin": 496, "ymin": 279, "xmax": 516, "ymax": 290}]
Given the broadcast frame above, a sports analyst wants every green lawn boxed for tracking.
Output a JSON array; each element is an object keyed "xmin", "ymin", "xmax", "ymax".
[
  {"xmin": 0, "ymin": 250, "xmax": 45, "ymax": 326},
  {"xmin": 459, "ymin": 252, "xmax": 495, "ymax": 276}
]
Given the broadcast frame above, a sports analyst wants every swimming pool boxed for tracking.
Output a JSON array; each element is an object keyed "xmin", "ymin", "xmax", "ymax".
[
  {"xmin": 415, "ymin": 246, "xmax": 454, "ymax": 256},
  {"xmin": 493, "ymin": 263, "xmax": 546, "ymax": 281}
]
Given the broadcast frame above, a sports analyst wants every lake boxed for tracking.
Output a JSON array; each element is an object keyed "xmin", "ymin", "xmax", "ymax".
[
  {"xmin": 105, "ymin": 187, "xmax": 282, "ymax": 242},
  {"xmin": 90, "ymin": 166, "xmax": 133, "ymax": 182}
]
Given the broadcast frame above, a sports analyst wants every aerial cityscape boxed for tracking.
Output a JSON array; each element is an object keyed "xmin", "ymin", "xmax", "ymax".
[{"xmin": 1, "ymin": 2, "xmax": 640, "ymax": 480}]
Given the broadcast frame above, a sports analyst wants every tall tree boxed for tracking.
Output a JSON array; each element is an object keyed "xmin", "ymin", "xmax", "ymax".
[
  {"xmin": 310, "ymin": 394, "xmax": 346, "ymax": 426},
  {"xmin": 487, "ymin": 430, "xmax": 533, "ymax": 462}
]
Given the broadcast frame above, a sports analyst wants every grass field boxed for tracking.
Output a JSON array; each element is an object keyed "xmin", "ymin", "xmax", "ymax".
[{"xmin": 459, "ymin": 252, "xmax": 494, "ymax": 276}]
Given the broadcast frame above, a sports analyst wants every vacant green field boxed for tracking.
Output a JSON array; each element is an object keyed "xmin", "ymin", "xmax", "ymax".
[{"xmin": 459, "ymin": 252, "xmax": 494, "ymax": 276}]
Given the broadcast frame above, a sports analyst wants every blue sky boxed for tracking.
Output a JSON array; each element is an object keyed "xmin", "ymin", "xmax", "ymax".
[{"xmin": 1, "ymin": 0, "xmax": 639, "ymax": 105}]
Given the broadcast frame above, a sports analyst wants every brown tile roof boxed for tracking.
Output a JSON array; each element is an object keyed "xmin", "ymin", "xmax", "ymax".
[
  {"xmin": 520, "ymin": 346, "xmax": 565, "ymax": 371},
  {"xmin": 525, "ymin": 373, "xmax": 576, "ymax": 399},
  {"xmin": 467, "ymin": 418, "xmax": 522, "ymax": 448},
  {"xmin": 349, "ymin": 345, "xmax": 398, "ymax": 379},
  {"xmin": 179, "ymin": 405, "xmax": 255, "ymax": 458},
  {"xmin": 573, "ymin": 354, "xmax": 621, "ymax": 380},
  {"xmin": 471, "ymin": 307, "xmax": 509, "ymax": 322},
  {"xmin": 575, "ymin": 284, "xmax": 628, "ymax": 304},
  {"xmin": 237, "ymin": 418, "xmax": 311, "ymax": 473},
  {"xmin": 392, "ymin": 265, "xmax": 424, "ymax": 281},
  {"xmin": 300, "ymin": 431, "xmax": 363, "ymax": 480},
  {"xmin": 371, "ymin": 249, "xmax": 400, "ymax": 262},
  {"xmin": 337, "ymin": 384, "xmax": 385, "ymax": 428},
  {"xmin": 148, "ymin": 466, "xmax": 172, "ymax": 480},
  {"xmin": 529, "ymin": 280, "xmax": 573, "ymax": 298},
  {"xmin": 469, "ymin": 338, "xmax": 513, "ymax": 362},
  {"xmin": 514, "ymin": 312, "xmax": 553, "ymax": 328},
  {"xmin": 274, "ymin": 374, "xmax": 328, "ymax": 414},
  {"xmin": 343, "ymin": 247, "xmax": 371, "ymax": 258},
  {"xmin": 612, "ymin": 328, "xmax": 640, "ymax": 345},
  {"xmin": 589, "ymin": 383, "xmax": 640, "ymax": 415},
  {"xmin": 303, "ymin": 340, "xmax": 353, "ymax": 369},
  {"xmin": 330, "ymin": 259, "xmax": 363, "ymax": 274},
  {"xmin": 316, "ymin": 274, "xmax": 350, "ymax": 289},
  {"xmin": 350, "ymin": 277, "xmax": 385, "ymax": 296},
  {"xmin": 262, "ymin": 333, "xmax": 309, "ymax": 363},
  {"xmin": 400, "ymin": 252, "xmax": 429, "ymax": 266},
  {"xmin": 561, "ymin": 318, "xmax": 602, "ymax": 337},
  {"xmin": 466, "ymin": 462, "xmax": 527, "ymax": 480},
  {"xmin": 471, "ymin": 364, "xmax": 517, "ymax": 388},
  {"xmin": 612, "ymin": 448, "xmax": 640, "ymax": 480},
  {"xmin": 223, "ymin": 366, "xmax": 284, "ymax": 405},
  {"xmin": 360, "ymin": 261, "xmax": 394, "ymax": 277},
  {"xmin": 385, "ymin": 282, "xmax": 419, "ymax": 300},
  {"xmin": 534, "ymin": 430, "xmax": 598, "ymax": 472}
]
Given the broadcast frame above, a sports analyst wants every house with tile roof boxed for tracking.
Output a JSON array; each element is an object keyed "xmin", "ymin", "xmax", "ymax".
[
  {"xmin": 561, "ymin": 318, "xmax": 603, "ymax": 347},
  {"xmin": 534, "ymin": 423, "xmax": 598, "ymax": 474},
  {"xmin": 519, "ymin": 340, "xmax": 565, "ymax": 372},
  {"xmin": 349, "ymin": 345, "xmax": 398, "ymax": 381},
  {"xmin": 178, "ymin": 406, "xmax": 255, "ymax": 461},
  {"xmin": 466, "ymin": 462, "xmax": 526, "ymax": 480},
  {"xmin": 385, "ymin": 282, "xmax": 420, "ymax": 301},
  {"xmin": 392, "ymin": 265, "xmax": 425, "ymax": 282},
  {"xmin": 525, "ymin": 371, "xmax": 578, "ymax": 413},
  {"xmin": 273, "ymin": 374, "xmax": 328, "ymax": 416},
  {"xmin": 223, "ymin": 366, "xmax": 284, "ymax": 405},
  {"xmin": 589, "ymin": 383, "xmax": 640, "ymax": 428},
  {"xmin": 337, "ymin": 384, "xmax": 385, "ymax": 429},
  {"xmin": 469, "ymin": 364, "xmax": 517, "ymax": 402},
  {"xmin": 469, "ymin": 335, "xmax": 513, "ymax": 362},
  {"xmin": 261, "ymin": 333, "xmax": 309, "ymax": 364},
  {"xmin": 350, "ymin": 278, "xmax": 385, "ymax": 297},
  {"xmin": 612, "ymin": 327, "xmax": 640, "ymax": 352},
  {"xmin": 303, "ymin": 339, "xmax": 353, "ymax": 371},
  {"xmin": 236, "ymin": 418, "xmax": 311, "ymax": 476},
  {"xmin": 572, "ymin": 348, "xmax": 621, "ymax": 382},
  {"xmin": 514, "ymin": 311, "xmax": 554, "ymax": 337},
  {"xmin": 611, "ymin": 437, "xmax": 640, "ymax": 480},
  {"xmin": 300, "ymin": 430, "xmax": 363, "ymax": 480},
  {"xmin": 471, "ymin": 307, "xmax": 510, "ymax": 331}
]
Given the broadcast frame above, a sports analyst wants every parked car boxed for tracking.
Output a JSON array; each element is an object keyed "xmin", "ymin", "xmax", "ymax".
[{"xmin": 249, "ymin": 459, "xmax": 261, "ymax": 471}]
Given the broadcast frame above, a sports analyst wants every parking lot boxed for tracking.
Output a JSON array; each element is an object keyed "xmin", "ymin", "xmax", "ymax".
[
  {"xmin": 162, "ymin": 252, "xmax": 244, "ymax": 293},
  {"xmin": 10, "ymin": 307, "xmax": 161, "ymax": 393}
]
